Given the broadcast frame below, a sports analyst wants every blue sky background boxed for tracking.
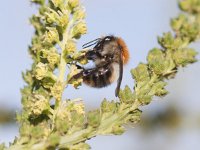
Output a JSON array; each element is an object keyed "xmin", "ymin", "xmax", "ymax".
[{"xmin": 0, "ymin": 0, "xmax": 200, "ymax": 149}]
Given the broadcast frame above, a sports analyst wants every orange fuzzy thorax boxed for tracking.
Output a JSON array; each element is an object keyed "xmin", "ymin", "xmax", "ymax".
[{"xmin": 117, "ymin": 37, "xmax": 130, "ymax": 65}]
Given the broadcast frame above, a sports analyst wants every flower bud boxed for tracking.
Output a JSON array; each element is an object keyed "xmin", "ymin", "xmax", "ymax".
[
  {"xmin": 59, "ymin": 12, "xmax": 69, "ymax": 27},
  {"xmin": 65, "ymin": 40, "xmax": 77, "ymax": 53},
  {"xmin": 51, "ymin": 81, "xmax": 64, "ymax": 100},
  {"xmin": 72, "ymin": 21, "xmax": 87, "ymax": 39},
  {"xmin": 73, "ymin": 100, "xmax": 85, "ymax": 115},
  {"xmin": 27, "ymin": 94, "xmax": 49, "ymax": 115},
  {"xmin": 51, "ymin": 0, "xmax": 62, "ymax": 7},
  {"xmin": 45, "ymin": 11, "xmax": 57, "ymax": 24},
  {"xmin": 68, "ymin": 0, "xmax": 79, "ymax": 9},
  {"xmin": 47, "ymin": 52, "xmax": 60, "ymax": 66},
  {"xmin": 35, "ymin": 62, "xmax": 48, "ymax": 80},
  {"xmin": 43, "ymin": 27, "xmax": 59, "ymax": 44},
  {"xmin": 45, "ymin": 8, "xmax": 69, "ymax": 28},
  {"xmin": 73, "ymin": 7, "xmax": 86, "ymax": 20}
]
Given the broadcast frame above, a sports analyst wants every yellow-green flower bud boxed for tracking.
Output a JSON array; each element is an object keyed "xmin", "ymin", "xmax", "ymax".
[
  {"xmin": 73, "ymin": 101, "xmax": 85, "ymax": 115},
  {"xmin": 51, "ymin": 0, "xmax": 62, "ymax": 7},
  {"xmin": 47, "ymin": 52, "xmax": 60, "ymax": 66},
  {"xmin": 43, "ymin": 27, "xmax": 59, "ymax": 44},
  {"xmin": 59, "ymin": 12, "xmax": 69, "ymax": 27},
  {"xmin": 45, "ymin": 11, "xmax": 57, "ymax": 24},
  {"xmin": 73, "ymin": 7, "xmax": 86, "ymax": 20},
  {"xmin": 40, "ymin": 49, "xmax": 48, "ymax": 58},
  {"xmin": 45, "ymin": 8, "xmax": 69, "ymax": 28},
  {"xmin": 51, "ymin": 81, "xmax": 64, "ymax": 100},
  {"xmin": 35, "ymin": 62, "xmax": 48, "ymax": 80},
  {"xmin": 27, "ymin": 94, "xmax": 49, "ymax": 115},
  {"xmin": 66, "ymin": 40, "xmax": 77, "ymax": 53},
  {"xmin": 64, "ymin": 40, "xmax": 77, "ymax": 63},
  {"xmin": 72, "ymin": 50, "xmax": 88, "ymax": 64},
  {"xmin": 56, "ymin": 100, "xmax": 85, "ymax": 121},
  {"xmin": 72, "ymin": 21, "xmax": 87, "ymax": 38},
  {"xmin": 171, "ymin": 14, "xmax": 186, "ymax": 31},
  {"xmin": 68, "ymin": 0, "xmax": 79, "ymax": 9}
]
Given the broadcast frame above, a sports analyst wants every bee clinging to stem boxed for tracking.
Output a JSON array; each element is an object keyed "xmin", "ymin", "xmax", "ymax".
[{"xmin": 69, "ymin": 35, "xmax": 130, "ymax": 97}]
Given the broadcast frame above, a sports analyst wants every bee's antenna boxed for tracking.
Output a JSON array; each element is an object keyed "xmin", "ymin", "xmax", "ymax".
[{"xmin": 82, "ymin": 38, "xmax": 101, "ymax": 48}]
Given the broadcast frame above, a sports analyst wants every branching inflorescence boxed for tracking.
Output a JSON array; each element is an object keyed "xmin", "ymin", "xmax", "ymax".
[{"xmin": 0, "ymin": 0, "xmax": 199, "ymax": 149}]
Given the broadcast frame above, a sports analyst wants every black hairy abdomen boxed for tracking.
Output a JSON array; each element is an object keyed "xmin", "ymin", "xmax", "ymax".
[{"xmin": 83, "ymin": 65, "xmax": 114, "ymax": 88}]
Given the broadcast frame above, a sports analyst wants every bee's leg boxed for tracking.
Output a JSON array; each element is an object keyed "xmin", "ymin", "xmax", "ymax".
[
  {"xmin": 70, "ymin": 71, "xmax": 83, "ymax": 80},
  {"xmin": 66, "ymin": 52, "xmax": 86, "ymax": 62},
  {"xmin": 69, "ymin": 66, "xmax": 96, "ymax": 82},
  {"xmin": 68, "ymin": 69, "xmax": 84, "ymax": 83},
  {"xmin": 74, "ymin": 64, "xmax": 83, "ymax": 69}
]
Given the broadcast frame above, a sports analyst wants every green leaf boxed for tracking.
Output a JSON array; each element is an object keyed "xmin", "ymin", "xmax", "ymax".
[
  {"xmin": 119, "ymin": 86, "xmax": 135, "ymax": 104},
  {"xmin": 152, "ymin": 81, "xmax": 168, "ymax": 96},
  {"xmin": 87, "ymin": 110, "xmax": 101, "ymax": 128},
  {"xmin": 101, "ymin": 99, "xmax": 117, "ymax": 113},
  {"xmin": 158, "ymin": 32, "xmax": 189, "ymax": 50},
  {"xmin": 173, "ymin": 48, "xmax": 198, "ymax": 66},
  {"xmin": 22, "ymin": 70, "xmax": 34, "ymax": 85},
  {"xmin": 179, "ymin": 0, "xmax": 200, "ymax": 14},
  {"xmin": 131, "ymin": 63, "xmax": 150, "ymax": 82},
  {"xmin": 128, "ymin": 109, "xmax": 142, "ymax": 124},
  {"xmin": 147, "ymin": 48, "xmax": 176, "ymax": 77},
  {"xmin": 47, "ymin": 133, "xmax": 61, "ymax": 148}
]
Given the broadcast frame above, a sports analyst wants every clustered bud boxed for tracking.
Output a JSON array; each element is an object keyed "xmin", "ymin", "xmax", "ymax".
[
  {"xmin": 73, "ymin": 7, "xmax": 86, "ymax": 20},
  {"xmin": 47, "ymin": 51, "xmax": 60, "ymax": 66},
  {"xmin": 27, "ymin": 94, "xmax": 49, "ymax": 115},
  {"xmin": 65, "ymin": 40, "xmax": 77, "ymax": 54},
  {"xmin": 51, "ymin": 0, "xmax": 63, "ymax": 7},
  {"xmin": 43, "ymin": 27, "xmax": 59, "ymax": 44},
  {"xmin": 45, "ymin": 8, "xmax": 69, "ymax": 28},
  {"xmin": 68, "ymin": 0, "xmax": 79, "ymax": 9},
  {"xmin": 72, "ymin": 21, "xmax": 87, "ymax": 38},
  {"xmin": 34, "ymin": 62, "xmax": 48, "ymax": 80},
  {"xmin": 50, "ymin": 81, "xmax": 64, "ymax": 100}
]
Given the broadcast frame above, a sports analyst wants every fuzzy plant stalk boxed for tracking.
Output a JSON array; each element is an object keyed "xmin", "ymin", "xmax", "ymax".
[{"xmin": 0, "ymin": 0, "xmax": 199, "ymax": 149}]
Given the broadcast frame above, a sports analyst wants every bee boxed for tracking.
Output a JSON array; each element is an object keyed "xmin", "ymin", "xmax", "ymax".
[{"xmin": 70, "ymin": 35, "xmax": 129, "ymax": 97}]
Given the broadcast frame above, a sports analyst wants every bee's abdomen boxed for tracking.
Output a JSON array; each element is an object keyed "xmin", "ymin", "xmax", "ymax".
[{"xmin": 83, "ymin": 65, "xmax": 115, "ymax": 88}]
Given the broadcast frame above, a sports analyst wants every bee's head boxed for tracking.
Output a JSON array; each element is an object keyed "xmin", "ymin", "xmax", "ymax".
[{"xmin": 89, "ymin": 35, "xmax": 129, "ymax": 65}]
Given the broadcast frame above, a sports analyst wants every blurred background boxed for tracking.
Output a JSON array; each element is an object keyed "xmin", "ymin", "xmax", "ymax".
[{"xmin": 0, "ymin": 0, "xmax": 200, "ymax": 149}]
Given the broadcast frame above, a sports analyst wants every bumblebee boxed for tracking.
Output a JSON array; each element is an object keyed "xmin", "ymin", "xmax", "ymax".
[{"xmin": 70, "ymin": 35, "xmax": 129, "ymax": 97}]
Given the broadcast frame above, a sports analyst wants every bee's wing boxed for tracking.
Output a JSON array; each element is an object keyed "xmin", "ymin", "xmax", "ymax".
[{"xmin": 115, "ymin": 51, "xmax": 123, "ymax": 97}]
